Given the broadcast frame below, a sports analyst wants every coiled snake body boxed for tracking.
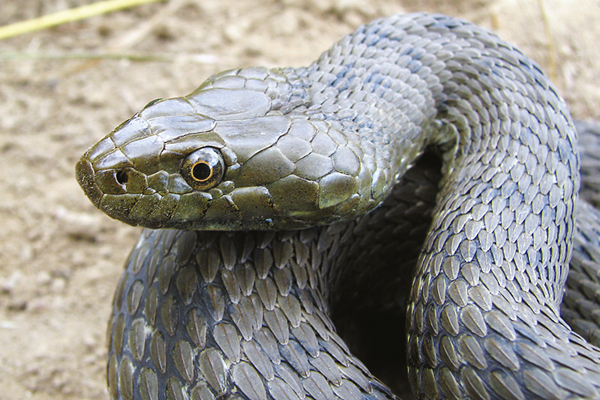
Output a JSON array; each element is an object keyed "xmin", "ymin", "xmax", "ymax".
[{"xmin": 76, "ymin": 13, "xmax": 600, "ymax": 400}]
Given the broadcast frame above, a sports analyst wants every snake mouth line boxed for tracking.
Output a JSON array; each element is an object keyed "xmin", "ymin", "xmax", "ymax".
[{"xmin": 75, "ymin": 159, "xmax": 103, "ymax": 209}]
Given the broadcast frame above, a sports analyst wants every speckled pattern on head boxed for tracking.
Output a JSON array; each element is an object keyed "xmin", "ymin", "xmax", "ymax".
[{"xmin": 77, "ymin": 13, "xmax": 600, "ymax": 400}]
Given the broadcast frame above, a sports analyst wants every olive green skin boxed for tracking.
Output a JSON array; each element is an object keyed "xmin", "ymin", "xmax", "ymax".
[{"xmin": 76, "ymin": 67, "xmax": 416, "ymax": 230}]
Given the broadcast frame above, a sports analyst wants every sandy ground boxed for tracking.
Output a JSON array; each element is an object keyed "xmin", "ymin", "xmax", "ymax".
[{"xmin": 0, "ymin": 0, "xmax": 599, "ymax": 399}]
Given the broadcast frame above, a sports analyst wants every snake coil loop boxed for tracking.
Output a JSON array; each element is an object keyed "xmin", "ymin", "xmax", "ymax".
[{"xmin": 76, "ymin": 13, "xmax": 600, "ymax": 400}]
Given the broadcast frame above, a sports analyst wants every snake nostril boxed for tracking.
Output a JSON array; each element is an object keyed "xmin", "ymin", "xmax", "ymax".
[{"xmin": 115, "ymin": 170, "xmax": 129, "ymax": 186}]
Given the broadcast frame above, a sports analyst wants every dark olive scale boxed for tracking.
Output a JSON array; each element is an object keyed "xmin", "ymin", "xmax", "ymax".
[{"xmin": 76, "ymin": 13, "xmax": 600, "ymax": 400}]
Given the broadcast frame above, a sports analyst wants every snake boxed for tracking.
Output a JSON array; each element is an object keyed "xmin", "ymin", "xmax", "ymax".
[{"xmin": 75, "ymin": 13, "xmax": 600, "ymax": 400}]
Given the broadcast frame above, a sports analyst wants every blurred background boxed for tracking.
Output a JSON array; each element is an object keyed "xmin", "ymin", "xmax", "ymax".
[{"xmin": 0, "ymin": 0, "xmax": 598, "ymax": 398}]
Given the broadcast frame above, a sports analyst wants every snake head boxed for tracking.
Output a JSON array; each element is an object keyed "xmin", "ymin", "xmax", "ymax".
[{"xmin": 76, "ymin": 67, "xmax": 390, "ymax": 230}]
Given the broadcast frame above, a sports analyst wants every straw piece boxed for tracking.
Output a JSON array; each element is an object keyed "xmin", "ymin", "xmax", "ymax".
[{"xmin": 0, "ymin": 0, "xmax": 165, "ymax": 40}]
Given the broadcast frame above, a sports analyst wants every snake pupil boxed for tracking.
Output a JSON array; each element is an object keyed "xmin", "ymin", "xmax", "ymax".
[{"xmin": 192, "ymin": 162, "xmax": 212, "ymax": 182}]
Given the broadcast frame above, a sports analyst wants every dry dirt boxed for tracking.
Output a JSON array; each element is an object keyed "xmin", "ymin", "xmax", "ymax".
[{"xmin": 0, "ymin": 0, "xmax": 598, "ymax": 399}]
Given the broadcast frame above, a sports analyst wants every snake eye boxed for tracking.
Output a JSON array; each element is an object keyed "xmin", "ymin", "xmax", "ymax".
[{"xmin": 181, "ymin": 147, "xmax": 225, "ymax": 190}]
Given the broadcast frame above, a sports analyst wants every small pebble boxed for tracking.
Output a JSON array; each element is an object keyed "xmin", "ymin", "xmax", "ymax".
[
  {"xmin": 1, "ymin": 271, "xmax": 21, "ymax": 294},
  {"xmin": 36, "ymin": 271, "xmax": 52, "ymax": 286}
]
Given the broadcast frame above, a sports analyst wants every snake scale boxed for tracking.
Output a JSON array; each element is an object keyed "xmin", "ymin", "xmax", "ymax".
[{"xmin": 75, "ymin": 13, "xmax": 600, "ymax": 400}]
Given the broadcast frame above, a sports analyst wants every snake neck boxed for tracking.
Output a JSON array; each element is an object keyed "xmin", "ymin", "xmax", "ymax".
[{"xmin": 281, "ymin": 14, "xmax": 579, "ymax": 304}]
